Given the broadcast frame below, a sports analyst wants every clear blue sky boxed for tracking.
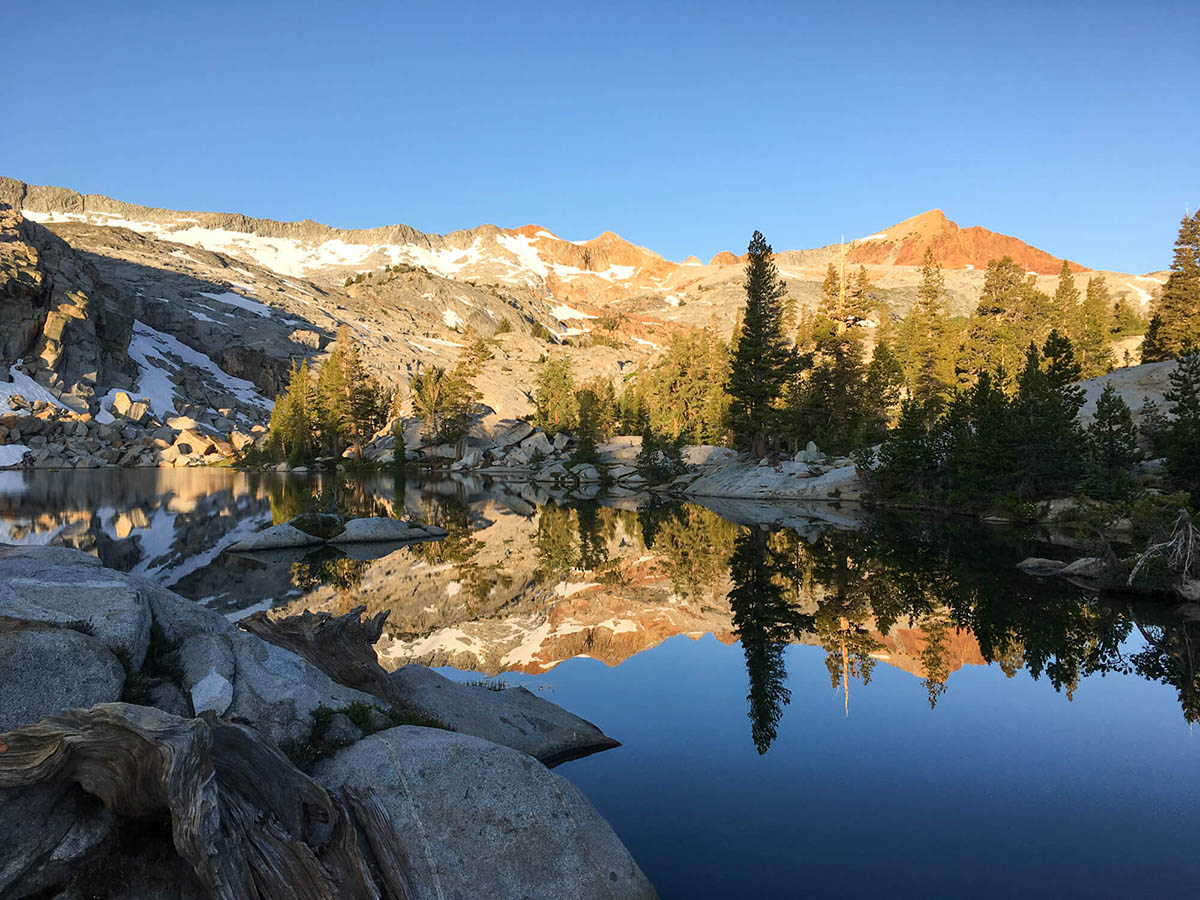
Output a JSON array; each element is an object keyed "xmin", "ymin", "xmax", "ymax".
[{"xmin": 4, "ymin": 1, "xmax": 1196, "ymax": 273}]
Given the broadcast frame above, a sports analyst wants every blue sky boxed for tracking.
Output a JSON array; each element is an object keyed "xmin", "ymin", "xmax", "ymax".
[{"xmin": 3, "ymin": 1, "xmax": 1195, "ymax": 272}]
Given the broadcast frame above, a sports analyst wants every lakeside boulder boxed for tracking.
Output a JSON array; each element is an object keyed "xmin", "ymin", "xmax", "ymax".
[
  {"xmin": 313, "ymin": 726, "xmax": 658, "ymax": 900},
  {"xmin": 389, "ymin": 664, "xmax": 620, "ymax": 766}
]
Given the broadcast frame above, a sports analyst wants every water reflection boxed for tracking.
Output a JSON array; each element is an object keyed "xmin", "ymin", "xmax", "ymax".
[{"xmin": 2, "ymin": 469, "xmax": 1197, "ymax": 737}]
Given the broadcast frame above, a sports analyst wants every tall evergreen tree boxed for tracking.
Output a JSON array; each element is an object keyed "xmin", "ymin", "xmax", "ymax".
[
  {"xmin": 1163, "ymin": 349, "xmax": 1200, "ymax": 499},
  {"xmin": 533, "ymin": 358, "xmax": 578, "ymax": 434},
  {"xmin": 1007, "ymin": 332, "xmax": 1085, "ymax": 499},
  {"xmin": 1141, "ymin": 313, "xmax": 1168, "ymax": 363},
  {"xmin": 1052, "ymin": 259, "xmax": 1080, "ymax": 338},
  {"xmin": 965, "ymin": 256, "xmax": 1048, "ymax": 384},
  {"xmin": 727, "ymin": 231, "xmax": 795, "ymax": 456},
  {"xmin": 897, "ymin": 247, "xmax": 955, "ymax": 405},
  {"xmin": 1082, "ymin": 384, "xmax": 1140, "ymax": 501},
  {"xmin": 266, "ymin": 361, "xmax": 315, "ymax": 464},
  {"xmin": 1076, "ymin": 276, "xmax": 1113, "ymax": 377},
  {"xmin": 1153, "ymin": 212, "xmax": 1200, "ymax": 358}
]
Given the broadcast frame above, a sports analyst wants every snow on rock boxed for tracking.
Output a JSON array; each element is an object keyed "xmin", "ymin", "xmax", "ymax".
[
  {"xmin": 0, "ymin": 367, "xmax": 70, "ymax": 415},
  {"xmin": 0, "ymin": 444, "xmax": 31, "ymax": 468},
  {"xmin": 198, "ymin": 290, "xmax": 273, "ymax": 318},
  {"xmin": 550, "ymin": 304, "xmax": 597, "ymax": 321},
  {"xmin": 107, "ymin": 321, "xmax": 274, "ymax": 420},
  {"xmin": 442, "ymin": 308, "xmax": 464, "ymax": 330}
]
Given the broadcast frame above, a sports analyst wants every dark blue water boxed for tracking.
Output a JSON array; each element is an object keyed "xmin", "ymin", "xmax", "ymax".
[{"xmin": 2, "ymin": 468, "xmax": 1197, "ymax": 899}]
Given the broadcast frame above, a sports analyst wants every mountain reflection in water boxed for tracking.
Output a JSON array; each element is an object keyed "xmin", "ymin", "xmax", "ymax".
[{"xmin": 2, "ymin": 467, "xmax": 1197, "ymax": 739}]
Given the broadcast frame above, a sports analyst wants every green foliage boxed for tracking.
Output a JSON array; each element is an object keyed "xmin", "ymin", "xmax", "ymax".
[
  {"xmin": 530, "ymin": 321, "xmax": 553, "ymax": 342},
  {"xmin": 410, "ymin": 338, "xmax": 491, "ymax": 445},
  {"xmin": 727, "ymin": 231, "xmax": 796, "ymax": 455},
  {"xmin": 1075, "ymin": 275, "xmax": 1114, "ymax": 377},
  {"xmin": 1148, "ymin": 212, "xmax": 1200, "ymax": 359},
  {"xmin": 266, "ymin": 361, "xmax": 315, "ymax": 465},
  {"xmin": 636, "ymin": 426, "xmax": 687, "ymax": 481},
  {"xmin": 869, "ymin": 333, "xmax": 1088, "ymax": 508},
  {"xmin": 619, "ymin": 329, "xmax": 730, "ymax": 445},
  {"xmin": 494, "ymin": 318, "xmax": 513, "ymax": 334},
  {"xmin": 533, "ymin": 358, "xmax": 578, "ymax": 433},
  {"xmin": 896, "ymin": 247, "xmax": 956, "ymax": 405},
  {"xmin": 1162, "ymin": 349, "xmax": 1200, "ymax": 500},
  {"xmin": 1082, "ymin": 384, "xmax": 1140, "ymax": 501},
  {"xmin": 571, "ymin": 377, "xmax": 616, "ymax": 463}
]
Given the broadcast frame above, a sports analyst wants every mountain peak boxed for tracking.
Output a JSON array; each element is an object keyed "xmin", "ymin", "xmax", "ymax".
[{"xmin": 849, "ymin": 209, "xmax": 1084, "ymax": 274}]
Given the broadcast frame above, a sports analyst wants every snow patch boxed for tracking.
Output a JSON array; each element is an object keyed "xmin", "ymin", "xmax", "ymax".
[
  {"xmin": 198, "ymin": 291, "xmax": 272, "ymax": 318},
  {"xmin": 0, "ymin": 444, "xmax": 31, "ymax": 468},
  {"xmin": 0, "ymin": 368, "xmax": 70, "ymax": 415},
  {"xmin": 549, "ymin": 304, "xmax": 598, "ymax": 321}
]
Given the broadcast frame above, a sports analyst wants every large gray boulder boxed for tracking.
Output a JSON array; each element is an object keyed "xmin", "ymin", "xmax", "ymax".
[
  {"xmin": 329, "ymin": 517, "xmax": 436, "ymax": 544},
  {"xmin": 0, "ymin": 624, "xmax": 125, "ymax": 732},
  {"xmin": 389, "ymin": 665, "xmax": 619, "ymax": 766},
  {"xmin": 135, "ymin": 578, "xmax": 380, "ymax": 745},
  {"xmin": 0, "ymin": 783, "xmax": 114, "ymax": 899},
  {"xmin": 313, "ymin": 727, "xmax": 657, "ymax": 900},
  {"xmin": 226, "ymin": 523, "xmax": 324, "ymax": 552},
  {"xmin": 0, "ymin": 545, "xmax": 151, "ymax": 667}
]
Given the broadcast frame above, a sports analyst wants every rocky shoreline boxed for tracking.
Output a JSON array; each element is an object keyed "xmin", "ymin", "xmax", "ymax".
[{"xmin": 0, "ymin": 544, "xmax": 657, "ymax": 899}]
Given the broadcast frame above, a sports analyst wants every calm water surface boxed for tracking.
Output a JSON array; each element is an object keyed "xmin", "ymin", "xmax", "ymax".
[{"xmin": 2, "ymin": 468, "xmax": 1198, "ymax": 899}]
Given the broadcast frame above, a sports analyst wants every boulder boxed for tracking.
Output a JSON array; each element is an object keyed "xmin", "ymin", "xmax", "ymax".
[
  {"xmin": 552, "ymin": 432, "xmax": 570, "ymax": 451},
  {"xmin": 389, "ymin": 665, "xmax": 619, "ymax": 766},
  {"xmin": 179, "ymin": 631, "xmax": 235, "ymax": 715},
  {"xmin": 572, "ymin": 463, "xmax": 601, "ymax": 482},
  {"xmin": 450, "ymin": 448, "xmax": 483, "ymax": 471},
  {"xmin": 313, "ymin": 727, "xmax": 657, "ymax": 900},
  {"xmin": 519, "ymin": 431, "xmax": 554, "ymax": 457},
  {"xmin": 492, "ymin": 419, "xmax": 533, "ymax": 448},
  {"xmin": 330, "ymin": 517, "xmax": 437, "ymax": 544},
  {"xmin": 0, "ymin": 783, "xmax": 114, "ymax": 899},
  {"xmin": 532, "ymin": 462, "xmax": 569, "ymax": 482},
  {"xmin": 135, "ymin": 577, "xmax": 380, "ymax": 745},
  {"xmin": 1058, "ymin": 557, "xmax": 1106, "ymax": 580},
  {"xmin": 0, "ymin": 624, "xmax": 125, "ymax": 733},
  {"xmin": 1017, "ymin": 557, "xmax": 1067, "ymax": 576},
  {"xmin": 0, "ymin": 546, "xmax": 151, "ymax": 668},
  {"xmin": 226, "ymin": 523, "xmax": 325, "ymax": 552}
]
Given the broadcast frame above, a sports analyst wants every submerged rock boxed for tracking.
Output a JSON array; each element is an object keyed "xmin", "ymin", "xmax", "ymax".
[
  {"xmin": 313, "ymin": 727, "xmax": 658, "ymax": 900},
  {"xmin": 330, "ymin": 517, "xmax": 436, "ymax": 544},
  {"xmin": 1016, "ymin": 558, "xmax": 1068, "ymax": 576},
  {"xmin": 389, "ymin": 665, "xmax": 620, "ymax": 766},
  {"xmin": 226, "ymin": 522, "xmax": 325, "ymax": 552}
]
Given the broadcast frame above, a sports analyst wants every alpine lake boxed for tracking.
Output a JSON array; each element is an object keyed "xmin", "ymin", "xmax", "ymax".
[{"xmin": 3, "ymin": 467, "xmax": 1198, "ymax": 899}]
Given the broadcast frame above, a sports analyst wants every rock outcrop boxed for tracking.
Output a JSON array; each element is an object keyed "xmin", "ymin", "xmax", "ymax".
[{"xmin": 313, "ymin": 727, "xmax": 658, "ymax": 900}]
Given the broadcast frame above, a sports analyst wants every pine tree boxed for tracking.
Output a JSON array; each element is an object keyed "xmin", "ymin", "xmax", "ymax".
[
  {"xmin": 1163, "ymin": 348, "xmax": 1200, "ymax": 498},
  {"xmin": 1007, "ymin": 332, "xmax": 1085, "ymax": 499},
  {"xmin": 533, "ymin": 358, "xmax": 578, "ymax": 434},
  {"xmin": 968, "ymin": 256, "xmax": 1050, "ymax": 384},
  {"xmin": 898, "ymin": 247, "xmax": 954, "ymax": 405},
  {"xmin": 1083, "ymin": 384, "xmax": 1140, "ymax": 500},
  {"xmin": 1141, "ymin": 313, "xmax": 1168, "ymax": 363},
  {"xmin": 1052, "ymin": 259, "xmax": 1080, "ymax": 339},
  {"xmin": 1154, "ymin": 212, "xmax": 1200, "ymax": 358},
  {"xmin": 1076, "ymin": 276, "xmax": 1113, "ymax": 377},
  {"xmin": 863, "ymin": 341, "xmax": 905, "ymax": 442},
  {"xmin": 266, "ymin": 361, "xmax": 315, "ymax": 464},
  {"xmin": 727, "ymin": 231, "xmax": 795, "ymax": 456}
]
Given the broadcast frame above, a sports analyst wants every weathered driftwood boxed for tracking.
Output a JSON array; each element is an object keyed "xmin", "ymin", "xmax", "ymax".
[
  {"xmin": 239, "ymin": 607, "xmax": 413, "ymax": 713},
  {"xmin": 0, "ymin": 703, "xmax": 411, "ymax": 900},
  {"xmin": 1129, "ymin": 509, "xmax": 1200, "ymax": 587}
]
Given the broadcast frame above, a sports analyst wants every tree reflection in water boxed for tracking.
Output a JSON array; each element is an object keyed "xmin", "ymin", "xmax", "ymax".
[{"xmin": 720, "ymin": 515, "xmax": 1175, "ymax": 752}]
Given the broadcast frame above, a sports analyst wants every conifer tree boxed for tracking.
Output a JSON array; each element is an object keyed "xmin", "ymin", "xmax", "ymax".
[
  {"xmin": 1163, "ymin": 348, "xmax": 1200, "ymax": 498},
  {"xmin": 1008, "ymin": 332, "xmax": 1085, "ymax": 498},
  {"xmin": 1141, "ymin": 313, "xmax": 1168, "ymax": 363},
  {"xmin": 533, "ymin": 358, "xmax": 578, "ymax": 434},
  {"xmin": 266, "ymin": 361, "xmax": 315, "ymax": 464},
  {"xmin": 1153, "ymin": 212, "xmax": 1200, "ymax": 358},
  {"xmin": 1052, "ymin": 259, "xmax": 1080, "ymax": 339},
  {"xmin": 1076, "ymin": 276, "xmax": 1113, "ymax": 377},
  {"xmin": 898, "ymin": 247, "xmax": 954, "ymax": 405},
  {"xmin": 727, "ymin": 231, "xmax": 795, "ymax": 456},
  {"xmin": 1083, "ymin": 384, "xmax": 1140, "ymax": 501}
]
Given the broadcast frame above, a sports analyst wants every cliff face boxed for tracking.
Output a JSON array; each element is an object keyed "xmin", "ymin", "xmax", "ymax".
[{"xmin": 0, "ymin": 203, "xmax": 134, "ymax": 407}]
